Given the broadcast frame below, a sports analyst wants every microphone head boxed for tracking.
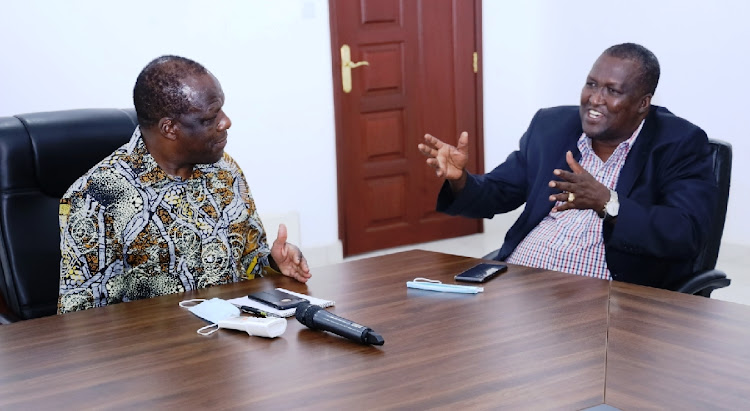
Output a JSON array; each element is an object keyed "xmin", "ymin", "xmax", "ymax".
[{"xmin": 295, "ymin": 302, "xmax": 321, "ymax": 327}]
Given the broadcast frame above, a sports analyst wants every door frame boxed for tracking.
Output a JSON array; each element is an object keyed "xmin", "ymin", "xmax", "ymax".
[{"xmin": 328, "ymin": 0, "xmax": 484, "ymax": 254}]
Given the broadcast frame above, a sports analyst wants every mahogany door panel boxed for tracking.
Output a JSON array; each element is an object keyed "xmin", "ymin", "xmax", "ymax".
[{"xmin": 332, "ymin": 0, "xmax": 483, "ymax": 255}]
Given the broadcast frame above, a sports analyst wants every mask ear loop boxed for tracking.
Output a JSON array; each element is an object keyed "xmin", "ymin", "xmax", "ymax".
[
  {"xmin": 197, "ymin": 323, "xmax": 220, "ymax": 336},
  {"xmin": 179, "ymin": 299, "xmax": 219, "ymax": 335},
  {"xmin": 179, "ymin": 299, "xmax": 206, "ymax": 308}
]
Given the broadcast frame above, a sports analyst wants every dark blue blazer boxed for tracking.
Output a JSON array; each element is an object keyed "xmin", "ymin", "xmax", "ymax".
[{"xmin": 438, "ymin": 105, "xmax": 717, "ymax": 290}]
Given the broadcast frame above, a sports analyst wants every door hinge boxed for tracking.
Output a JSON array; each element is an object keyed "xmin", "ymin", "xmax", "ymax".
[{"xmin": 473, "ymin": 52, "xmax": 478, "ymax": 73}]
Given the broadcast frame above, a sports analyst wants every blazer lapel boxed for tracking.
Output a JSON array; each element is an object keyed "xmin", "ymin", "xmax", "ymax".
[
  {"xmin": 616, "ymin": 107, "xmax": 658, "ymax": 195},
  {"xmin": 556, "ymin": 121, "xmax": 584, "ymax": 170}
]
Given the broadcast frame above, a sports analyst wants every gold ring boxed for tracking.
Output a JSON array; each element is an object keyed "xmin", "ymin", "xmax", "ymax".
[{"xmin": 568, "ymin": 192, "xmax": 575, "ymax": 202}]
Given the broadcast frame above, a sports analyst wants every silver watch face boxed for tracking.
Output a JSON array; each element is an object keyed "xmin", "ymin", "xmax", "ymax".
[
  {"xmin": 606, "ymin": 191, "xmax": 619, "ymax": 217},
  {"xmin": 606, "ymin": 201, "xmax": 619, "ymax": 216}
]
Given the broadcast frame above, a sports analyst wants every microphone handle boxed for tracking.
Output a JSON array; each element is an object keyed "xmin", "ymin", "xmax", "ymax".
[{"xmin": 314, "ymin": 311, "xmax": 371, "ymax": 343}]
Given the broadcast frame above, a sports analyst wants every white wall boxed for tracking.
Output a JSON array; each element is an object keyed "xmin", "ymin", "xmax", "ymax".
[
  {"xmin": 2, "ymin": 0, "xmax": 749, "ymax": 254},
  {"xmin": 0, "ymin": 0, "xmax": 339, "ymax": 251},
  {"xmin": 484, "ymin": 0, "xmax": 750, "ymax": 246}
]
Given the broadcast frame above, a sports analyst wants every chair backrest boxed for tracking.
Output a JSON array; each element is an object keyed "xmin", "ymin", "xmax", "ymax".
[
  {"xmin": 692, "ymin": 139, "xmax": 732, "ymax": 274},
  {"xmin": 0, "ymin": 109, "xmax": 137, "ymax": 320}
]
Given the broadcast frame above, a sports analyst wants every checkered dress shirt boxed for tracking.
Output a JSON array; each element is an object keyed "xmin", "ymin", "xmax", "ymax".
[{"xmin": 505, "ymin": 122, "xmax": 643, "ymax": 279}]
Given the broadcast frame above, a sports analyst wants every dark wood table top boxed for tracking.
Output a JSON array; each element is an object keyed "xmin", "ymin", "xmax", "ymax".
[
  {"xmin": 605, "ymin": 281, "xmax": 750, "ymax": 409},
  {"xmin": 0, "ymin": 250, "xmax": 747, "ymax": 409}
]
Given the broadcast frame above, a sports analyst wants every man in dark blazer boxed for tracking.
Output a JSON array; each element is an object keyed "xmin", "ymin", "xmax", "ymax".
[{"xmin": 418, "ymin": 43, "xmax": 716, "ymax": 290}]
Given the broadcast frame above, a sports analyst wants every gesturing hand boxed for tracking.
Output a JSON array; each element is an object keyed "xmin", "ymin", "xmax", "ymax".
[
  {"xmin": 418, "ymin": 132, "xmax": 470, "ymax": 180},
  {"xmin": 548, "ymin": 151, "xmax": 610, "ymax": 213},
  {"xmin": 270, "ymin": 224, "xmax": 311, "ymax": 283}
]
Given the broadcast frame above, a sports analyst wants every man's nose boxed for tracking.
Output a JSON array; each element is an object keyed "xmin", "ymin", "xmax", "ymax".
[
  {"xmin": 218, "ymin": 112, "xmax": 232, "ymax": 130},
  {"xmin": 589, "ymin": 87, "xmax": 605, "ymax": 105}
]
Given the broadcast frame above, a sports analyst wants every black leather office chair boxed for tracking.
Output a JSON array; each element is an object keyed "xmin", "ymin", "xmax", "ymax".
[
  {"xmin": 0, "ymin": 109, "xmax": 137, "ymax": 323},
  {"xmin": 674, "ymin": 139, "xmax": 732, "ymax": 297},
  {"xmin": 482, "ymin": 138, "xmax": 732, "ymax": 297}
]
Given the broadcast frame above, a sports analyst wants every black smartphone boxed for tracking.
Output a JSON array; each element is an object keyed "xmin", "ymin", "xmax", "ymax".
[
  {"xmin": 247, "ymin": 289, "xmax": 309, "ymax": 310},
  {"xmin": 454, "ymin": 263, "xmax": 507, "ymax": 283}
]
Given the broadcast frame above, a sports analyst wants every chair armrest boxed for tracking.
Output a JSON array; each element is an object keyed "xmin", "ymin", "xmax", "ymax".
[
  {"xmin": 482, "ymin": 249, "xmax": 501, "ymax": 260},
  {"xmin": 0, "ymin": 292, "xmax": 19, "ymax": 324},
  {"xmin": 675, "ymin": 269, "xmax": 731, "ymax": 297},
  {"xmin": 0, "ymin": 312, "xmax": 20, "ymax": 325}
]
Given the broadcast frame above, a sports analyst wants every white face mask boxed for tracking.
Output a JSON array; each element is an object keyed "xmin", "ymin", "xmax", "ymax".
[{"xmin": 179, "ymin": 298, "xmax": 241, "ymax": 335}]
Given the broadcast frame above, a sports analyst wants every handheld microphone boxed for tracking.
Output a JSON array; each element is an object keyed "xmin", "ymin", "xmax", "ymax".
[{"xmin": 295, "ymin": 303, "xmax": 384, "ymax": 345}]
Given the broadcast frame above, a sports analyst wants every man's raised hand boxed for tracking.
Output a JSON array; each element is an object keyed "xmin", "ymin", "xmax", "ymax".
[
  {"xmin": 270, "ymin": 223, "xmax": 311, "ymax": 283},
  {"xmin": 418, "ymin": 132, "xmax": 470, "ymax": 180}
]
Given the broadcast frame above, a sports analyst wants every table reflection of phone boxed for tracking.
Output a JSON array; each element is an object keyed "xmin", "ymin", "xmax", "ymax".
[
  {"xmin": 454, "ymin": 263, "xmax": 507, "ymax": 283},
  {"xmin": 247, "ymin": 289, "xmax": 309, "ymax": 310}
]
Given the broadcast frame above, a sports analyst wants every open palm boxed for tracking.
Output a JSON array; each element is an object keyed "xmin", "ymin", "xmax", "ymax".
[{"xmin": 418, "ymin": 132, "xmax": 470, "ymax": 180}]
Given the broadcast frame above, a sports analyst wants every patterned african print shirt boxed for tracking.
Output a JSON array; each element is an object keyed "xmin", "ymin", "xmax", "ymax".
[{"xmin": 58, "ymin": 127, "xmax": 270, "ymax": 313}]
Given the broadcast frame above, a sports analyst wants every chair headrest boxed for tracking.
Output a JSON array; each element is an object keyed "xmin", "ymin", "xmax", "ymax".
[{"xmin": 14, "ymin": 109, "xmax": 137, "ymax": 198}]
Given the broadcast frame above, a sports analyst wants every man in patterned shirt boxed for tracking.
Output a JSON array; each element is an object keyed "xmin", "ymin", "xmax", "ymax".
[
  {"xmin": 58, "ymin": 56, "xmax": 310, "ymax": 313},
  {"xmin": 418, "ymin": 43, "xmax": 717, "ymax": 290}
]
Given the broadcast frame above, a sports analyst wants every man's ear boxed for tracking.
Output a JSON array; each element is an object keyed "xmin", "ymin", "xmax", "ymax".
[
  {"xmin": 158, "ymin": 118, "xmax": 179, "ymax": 141},
  {"xmin": 638, "ymin": 94, "xmax": 652, "ymax": 114}
]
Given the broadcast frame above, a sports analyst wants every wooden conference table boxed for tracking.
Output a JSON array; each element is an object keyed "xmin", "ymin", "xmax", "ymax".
[{"xmin": 0, "ymin": 250, "xmax": 748, "ymax": 409}]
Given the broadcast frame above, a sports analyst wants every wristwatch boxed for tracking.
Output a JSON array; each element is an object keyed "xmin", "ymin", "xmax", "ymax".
[{"xmin": 601, "ymin": 190, "xmax": 619, "ymax": 221}]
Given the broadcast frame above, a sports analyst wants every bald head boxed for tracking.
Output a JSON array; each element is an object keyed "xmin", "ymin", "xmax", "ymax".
[{"xmin": 133, "ymin": 55, "xmax": 210, "ymax": 129}]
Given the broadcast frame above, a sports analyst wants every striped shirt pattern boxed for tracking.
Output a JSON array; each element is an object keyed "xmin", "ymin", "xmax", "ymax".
[{"xmin": 506, "ymin": 123, "xmax": 642, "ymax": 279}]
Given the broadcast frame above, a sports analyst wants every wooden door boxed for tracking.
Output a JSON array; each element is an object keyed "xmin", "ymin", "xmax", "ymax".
[{"xmin": 330, "ymin": 0, "xmax": 484, "ymax": 256}]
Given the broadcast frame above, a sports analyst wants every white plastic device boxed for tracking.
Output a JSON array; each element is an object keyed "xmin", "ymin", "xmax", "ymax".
[{"xmin": 217, "ymin": 316, "xmax": 287, "ymax": 338}]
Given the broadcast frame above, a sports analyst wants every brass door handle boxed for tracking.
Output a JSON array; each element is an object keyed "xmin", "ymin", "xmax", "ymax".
[
  {"xmin": 341, "ymin": 44, "xmax": 369, "ymax": 93},
  {"xmin": 345, "ymin": 61, "xmax": 369, "ymax": 69}
]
